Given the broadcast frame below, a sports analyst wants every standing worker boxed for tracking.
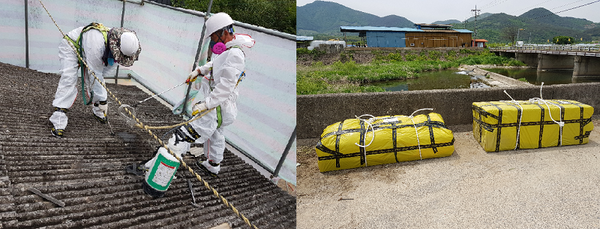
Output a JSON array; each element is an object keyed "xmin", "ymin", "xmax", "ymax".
[
  {"xmin": 141, "ymin": 12, "xmax": 254, "ymax": 198},
  {"xmin": 49, "ymin": 22, "xmax": 142, "ymax": 138}
]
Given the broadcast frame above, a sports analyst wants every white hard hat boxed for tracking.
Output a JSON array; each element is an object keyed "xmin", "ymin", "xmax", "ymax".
[
  {"xmin": 205, "ymin": 12, "xmax": 234, "ymax": 36},
  {"xmin": 120, "ymin": 32, "xmax": 139, "ymax": 56}
]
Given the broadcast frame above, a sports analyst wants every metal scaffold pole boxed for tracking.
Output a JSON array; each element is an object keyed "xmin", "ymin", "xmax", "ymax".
[
  {"xmin": 272, "ymin": 126, "xmax": 296, "ymax": 179},
  {"xmin": 114, "ymin": 0, "xmax": 127, "ymax": 84},
  {"xmin": 182, "ymin": 0, "xmax": 213, "ymax": 117}
]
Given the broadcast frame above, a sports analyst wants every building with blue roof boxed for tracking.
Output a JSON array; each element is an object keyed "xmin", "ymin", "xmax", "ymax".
[{"xmin": 340, "ymin": 24, "xmax": 474, "ymax": 48}]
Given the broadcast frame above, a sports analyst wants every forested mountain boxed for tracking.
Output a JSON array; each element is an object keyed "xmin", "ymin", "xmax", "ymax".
[
  {"xmin": 432, "ymin": 19, "xmax": 461, "ymax": 25},
  {"xmin": 298, "ymin": 1, "xmax": 600, "ymax": 43},
  {"xmin": 519, "ymin": 8, "xmax": 593, "ymax": 31},
  {"xmin": 467, "ymin": 8, "xmax": 597, "ymax": 43},
  {"xmin": 465, "ymin": 13, "xmax": 493, "ymax": 23},
  {"xmin": 297, "ymin": 1, "xmax": 413, "ymax": 35},
  {"xmin": 587, "ymin": 26, "xmax": 600, "ymax": 39}
]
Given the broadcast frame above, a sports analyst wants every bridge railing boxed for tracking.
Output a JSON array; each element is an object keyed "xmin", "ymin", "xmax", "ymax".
[{"xmin": 491, "ymin": 45, "xmax": 600, "ymax": 52}]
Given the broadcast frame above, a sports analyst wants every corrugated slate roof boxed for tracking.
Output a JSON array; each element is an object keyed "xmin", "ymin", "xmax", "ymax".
[{"xmin": 0, "ymin": 62, "xmax": 296, "ymax": 229}]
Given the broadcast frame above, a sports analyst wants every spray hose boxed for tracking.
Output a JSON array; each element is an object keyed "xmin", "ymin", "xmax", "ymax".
[
  {"xmin": 119, "ymin": 74, "xmax": 244, "ymax": 130},
  {"xmin": 38, "ymin": 1, "xmax": 258, "ymax": 228}
]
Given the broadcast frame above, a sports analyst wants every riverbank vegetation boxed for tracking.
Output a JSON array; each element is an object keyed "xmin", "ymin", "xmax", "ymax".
[{"xmin": 297, "ymin": 49, "xmax": 526, "ymax": 95}]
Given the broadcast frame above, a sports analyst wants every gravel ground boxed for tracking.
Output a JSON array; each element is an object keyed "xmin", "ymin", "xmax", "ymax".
[{"xmin": 297, "ymin": 121, "xmax": 600, "ymax": 229}]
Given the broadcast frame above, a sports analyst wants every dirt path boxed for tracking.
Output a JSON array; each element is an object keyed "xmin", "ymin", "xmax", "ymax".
[{"xmin": 297, "ymin": 120, "xmax": 600, "ymax": 228}]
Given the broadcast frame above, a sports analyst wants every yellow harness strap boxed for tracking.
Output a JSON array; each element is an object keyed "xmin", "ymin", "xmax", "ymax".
[{"xmin": 63, "ymin": 22, "xmax": 109, "ymax": 52}]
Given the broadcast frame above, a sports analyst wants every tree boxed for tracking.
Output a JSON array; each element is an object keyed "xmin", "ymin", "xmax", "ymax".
[
  {"xmin": 552, "ymin": 36, "xmax": 574, "ymax": 44},
  {"xmin": 172, "ymin": 0, "xmax": 296, "ymax": 35},
  {"xmin": 500, "ymin": 26, "xmax": 518, "ymax": 43}
]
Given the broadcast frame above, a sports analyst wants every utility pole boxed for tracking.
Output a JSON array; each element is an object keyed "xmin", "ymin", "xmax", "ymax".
[
  {"xmin": 471, "ymin": 5, "xmax": 480, "ymax": 38},
  {"xmin": 516, "ymin": 28, "xmax": 524, "ymax": 45}
]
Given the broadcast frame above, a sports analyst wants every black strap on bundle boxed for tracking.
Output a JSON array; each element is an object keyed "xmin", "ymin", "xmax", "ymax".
[{"xmin": 472, "ymin": 100, "xmax": 592, "ymax": 152}]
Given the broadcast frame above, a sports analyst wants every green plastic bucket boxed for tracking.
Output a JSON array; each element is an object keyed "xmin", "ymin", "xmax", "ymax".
[{"xmin": 143, "ymin": 148, "xmax": 180, "ymax": 198}]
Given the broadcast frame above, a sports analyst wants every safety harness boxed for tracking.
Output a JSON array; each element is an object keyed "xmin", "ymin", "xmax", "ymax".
[
  {"xmin": 63, "ymin": 22, "xmax": 109, "ymax": 52},
  {"xmin": 208, "ymin": 45, "xmax": 245, "ymax": 129},
  {"xmin": 173, "ymin": 46, "xmax": 246, "ymax": 145},
  {"xmin": 63, "ymin": 22, "xmax": 110, "ymax": 105}
]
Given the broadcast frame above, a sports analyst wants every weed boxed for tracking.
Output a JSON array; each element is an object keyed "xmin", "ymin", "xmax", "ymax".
[{"xmin": 297, "ymin": 49, "xmax": 524, "ymax": 94}]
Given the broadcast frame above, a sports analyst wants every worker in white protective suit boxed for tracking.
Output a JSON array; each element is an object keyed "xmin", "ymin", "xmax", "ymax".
[
  {"xmin": 49, "ymin": 23, "xmax": 141, "ymax": 138},
  {"xmin": 143, "ymin": 12, "xmax": 254, "ymax": 178}
]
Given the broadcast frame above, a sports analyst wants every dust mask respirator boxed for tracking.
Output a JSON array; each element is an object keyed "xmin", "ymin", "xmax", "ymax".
[
  {"xmin": 210, "ymin": 27, "xmax": 233, "ymax": 55},
  {"xmin": 211, "ymin": 42, "xmax": 226, "ymax": 54}
]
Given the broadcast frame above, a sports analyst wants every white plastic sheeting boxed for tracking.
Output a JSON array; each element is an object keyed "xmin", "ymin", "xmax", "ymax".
[
  {"xmin": 307, "ymin": 40, "xmax": 346, "ymax": 50},
  {"xmin": 0, "ymin": 0, "xmax": 296, "ymax": 185}
]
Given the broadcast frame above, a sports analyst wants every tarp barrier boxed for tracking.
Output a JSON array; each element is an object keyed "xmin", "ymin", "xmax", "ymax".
[
  {"xmin": 316, "ymin": 112, "xmax": 455, "ymax": 172},
  {"xmin": 472, "ymin": 100, "xmax": 594, "ymax": 152},
  {"xmin": 0, "ymin": 0, "xmax": 296, "ymax": 185}
]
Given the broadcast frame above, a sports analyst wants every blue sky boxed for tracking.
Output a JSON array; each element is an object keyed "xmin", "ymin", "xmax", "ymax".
[{"xmin": 297, "ymin": 0, "xmax": 600, "ymax": 23}]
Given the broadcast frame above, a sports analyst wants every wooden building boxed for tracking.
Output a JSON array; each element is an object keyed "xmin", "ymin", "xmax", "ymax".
[{"xmin": 340, "ymin": 24, "xmax": 473, "ymax": 48}]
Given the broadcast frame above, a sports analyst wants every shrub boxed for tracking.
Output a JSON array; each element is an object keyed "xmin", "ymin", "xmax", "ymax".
[
  {"xmin": 428, "ymin": 50, "xmax": 442, "ymax": 61},
  {"xmin": 405, "ymin": 54, "xmax": 418, "ymax": 61}
]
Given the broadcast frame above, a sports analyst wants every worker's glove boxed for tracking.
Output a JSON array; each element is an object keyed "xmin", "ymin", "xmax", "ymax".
[
  {"xmin": 198, "ymin": 65, "xmax": 211, "ymax": 76},
  {"xmin": 186, "ymin": 69, "xmax": 201, "ymax": 84},
  {"xmin": 192, "ymin": 102, "xmax": 208, "ymax": 116},
  {"xmin": 186, "ymin": 66, "xmax": 211, "ymax": 84}
]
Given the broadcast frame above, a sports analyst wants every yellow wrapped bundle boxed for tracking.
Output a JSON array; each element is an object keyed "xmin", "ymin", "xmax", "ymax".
[
  {"xmin": 472, "ymin": 99, "xmax": 594, "ymax": 152},
  {"xmin": 316, "ymin": 112, "xmax": 455, "ymax": 172}
]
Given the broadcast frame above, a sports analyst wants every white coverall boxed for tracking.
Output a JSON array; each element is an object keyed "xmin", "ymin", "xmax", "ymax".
[
  {"xmin": 50, "ymin": 27, "xmax": 115, "ymax": 130},
  {"xmin": 145, "ymin": 34, "xmax": 254, "ymax": 174}
]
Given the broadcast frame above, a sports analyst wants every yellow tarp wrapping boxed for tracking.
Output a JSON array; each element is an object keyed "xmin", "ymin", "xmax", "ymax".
[
  {"xmin": 472, "ymin": 99, "xmax": 594, "ymax": 152},
  {"xmin": 316, "ymin": 112, "xmax": 455, "ymax": 172}
]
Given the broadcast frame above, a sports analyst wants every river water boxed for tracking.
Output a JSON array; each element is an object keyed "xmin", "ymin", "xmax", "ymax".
[
  {"xmin": 484, "ymin": 68, "xmax": 600, "ymax": 85},
  {"xmin": 368, "ymin": 68, "xmax": 600, "ymax": 91}
]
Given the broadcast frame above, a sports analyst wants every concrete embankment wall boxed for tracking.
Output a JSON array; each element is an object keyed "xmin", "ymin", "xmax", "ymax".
[{"xmin": 297, "ymin": 82, "xmax": 600, "ymax": 139}]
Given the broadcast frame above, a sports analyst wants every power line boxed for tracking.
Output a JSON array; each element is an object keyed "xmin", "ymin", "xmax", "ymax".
[
  {"xmin": 526, "ymin": 0, "xmax": 600, "ymax": 20},
  {"xmin": 549, "ymin": 0, "xmax": 587, "ymax": 11},
  {"xmin": 480, "ymin": 0, "xmax": 503, "ymax": 8},
  {"xmin": 482, "ymin": 0, "xmax": 511, "ymax": 10}
]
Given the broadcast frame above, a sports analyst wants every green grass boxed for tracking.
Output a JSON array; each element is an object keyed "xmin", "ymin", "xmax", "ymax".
[
  {"xmin": 297, "ymin": 50, "xmax": 526, "ymax": 95},
  {"xmin": 456, "ymin": 52, "xmax": 527, "ymax": 66}
]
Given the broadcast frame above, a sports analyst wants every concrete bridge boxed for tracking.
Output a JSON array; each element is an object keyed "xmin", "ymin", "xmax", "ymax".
[{"xmin": 491, "ymin": 45, "xmax": 600, "ymax": 80}]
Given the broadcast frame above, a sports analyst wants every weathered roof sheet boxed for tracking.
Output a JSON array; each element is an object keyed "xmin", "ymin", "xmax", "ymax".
[
  {"xmin": 340, "ymin": 26, "xmax": 423, "ymax": 33},
  {"xmin": 0, "ymin": 62, "xmax": 296, "ymax": 229},
  {"xmin": 454, "ymin": 29, "xmax": 474, "ymax": 33},
  {"xmin": 341, "ymin": 26, "xmax": 474, "ymax": 34},
  {"xmin": 414, "ymin": 23, "xmax": 453, "ymax": 29}
]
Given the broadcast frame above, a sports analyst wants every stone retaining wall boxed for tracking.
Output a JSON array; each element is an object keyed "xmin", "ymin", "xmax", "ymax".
[{"xmin": 298, "ymin": 82, "xmax": 600, "ymax": 139}]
